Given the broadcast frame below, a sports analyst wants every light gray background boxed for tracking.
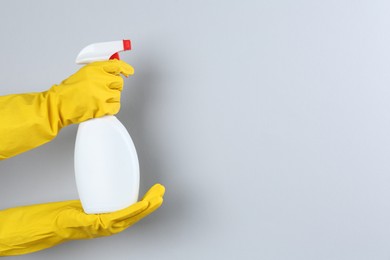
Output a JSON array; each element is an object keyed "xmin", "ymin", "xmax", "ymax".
[{"xmin": 0, "ymin": 0, "xmax": 390, "ymax": 259}]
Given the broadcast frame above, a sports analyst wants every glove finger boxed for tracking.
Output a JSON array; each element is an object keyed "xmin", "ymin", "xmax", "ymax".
[
  {"xmin": 108, "ymin": 78, "xmax": 124, "ymax": 91},
  {"xmin": 142, "ymin": 184, "xmax": 166, "ymax": 201},
  {"xmin": 145, "ymin": 196, "xmax": 164, "ymax": 214},
  {"xmin": 108, "ymin": 185, "xmax": 165, "ymax": 224},
  {"xmin": 106, "ymin": 97, "xmax": 120, "ymax": 103},
  {"xmin": 116, "ymin": 196, "xmax": 164, "ymax": 228},
  {"xmin": 103, "ymin": 60, "xmax": 134, "ymax": 77},
  {"xmin": 106, "ymin": 200, "xmax": 149, "ymax": 223},
  {"xmin": 105, "ymin": 102, "xmax": 121, "ymax": 115},
  {"xmin": 105, "ymin": 86, "xmax": 121, "ymax": 101},
  {"xmin": 106, "ymin": 96, "xmax": 121, "ymax": 104}
]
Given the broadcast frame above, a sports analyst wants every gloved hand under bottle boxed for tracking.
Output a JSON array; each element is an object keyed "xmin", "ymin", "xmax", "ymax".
[{"xmin": 0, "ymin": 60, "xmax": 165, "ymax": 256}]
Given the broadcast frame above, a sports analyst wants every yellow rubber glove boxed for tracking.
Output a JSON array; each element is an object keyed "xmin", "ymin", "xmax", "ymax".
[
  {"xmin": 0, "ymin": 60, "xmax": 134, "ymax": 160},
  {"xmin": 0, "ymin": 184, "xmax": 165, "ymax": 256}
]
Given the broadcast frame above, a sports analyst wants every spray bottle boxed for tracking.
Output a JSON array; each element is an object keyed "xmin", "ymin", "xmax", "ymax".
[{"xmin": 74, "ymin": 40, "xmax": 140, "ymax": 214}]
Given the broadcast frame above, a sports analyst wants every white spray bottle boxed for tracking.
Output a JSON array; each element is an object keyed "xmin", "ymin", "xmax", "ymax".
[{"xmin": 74, "ymin": 40, "xmax": 140, "ymax": 214}]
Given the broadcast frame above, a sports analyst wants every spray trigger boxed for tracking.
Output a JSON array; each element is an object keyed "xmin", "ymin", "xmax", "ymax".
[{"xmin": 110, "ymin": 53, "xmax": 120, "ymax": 60}]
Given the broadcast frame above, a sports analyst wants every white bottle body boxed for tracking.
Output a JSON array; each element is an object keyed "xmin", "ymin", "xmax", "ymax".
[{"xmin": 74, "ymin": 115, "xmax": 140, "ymax": 214}]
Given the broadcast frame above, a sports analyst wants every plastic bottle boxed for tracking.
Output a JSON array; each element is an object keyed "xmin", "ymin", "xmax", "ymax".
[{"xmin": 74, "ymin": 40, "xmax": 139, "ymax": 214}]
